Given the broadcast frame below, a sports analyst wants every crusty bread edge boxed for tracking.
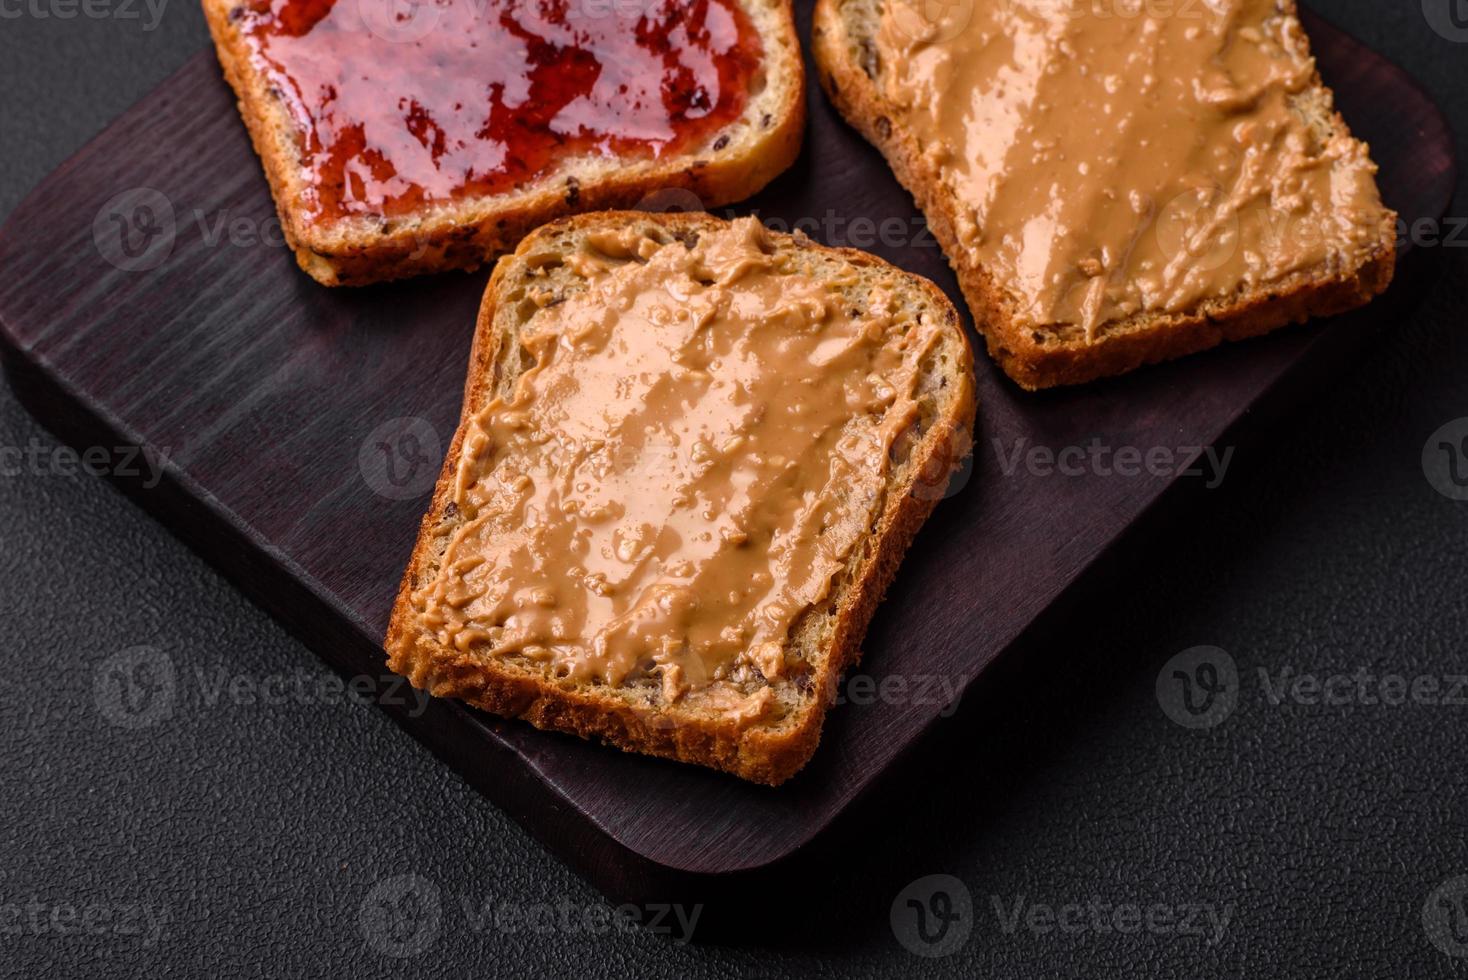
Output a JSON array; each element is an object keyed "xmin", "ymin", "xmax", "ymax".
[
  {"xmin": 809, "ymin": 0, "xmax": 1398, "ymax": 390},
  {"xmin": 383, "ymin": 210, "xmax": 978, "ymax": 785},
  {"xmin": 201, "ymin": 0, "xmax": 807, "ymax": 286}
]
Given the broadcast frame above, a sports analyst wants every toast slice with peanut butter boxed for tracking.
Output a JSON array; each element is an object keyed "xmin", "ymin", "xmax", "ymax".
[
  {"xmin": 385, "ymin": 211, "xmax": 976, "ymax": 785},
  {"xmin": 811, "ymin": 0, "xmax": 1398, "ymax": 389},
  {"xmin": 201, "ymin": 0, "xmax": 804, "ymax": 286}
]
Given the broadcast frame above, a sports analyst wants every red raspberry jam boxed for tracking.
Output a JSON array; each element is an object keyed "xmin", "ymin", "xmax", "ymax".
[{"xmin": 233, "ymin": 0, "xmax": 763, "ymax": 223}]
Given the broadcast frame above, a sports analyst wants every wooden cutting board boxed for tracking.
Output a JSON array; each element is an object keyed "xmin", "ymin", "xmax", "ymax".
[{"xmin": 0, "ymin": 2, "xmax": 1454, "ymax": 902}]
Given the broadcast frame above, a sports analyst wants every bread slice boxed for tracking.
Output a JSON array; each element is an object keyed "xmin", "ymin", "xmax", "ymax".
[
  {"xmin": 384, "ymin": 210, "xmax": 976, "ymax": 785},
  {"xmin": 811, "ymin": 0, "xmax": 1398, "ymax": 389},
  {"xmin": 202, "ymin": 0, "xmax": 805, "ymax": 286}
]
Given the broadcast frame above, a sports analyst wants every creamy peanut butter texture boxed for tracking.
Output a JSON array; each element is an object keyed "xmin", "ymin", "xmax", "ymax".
[
  {"xmin": 876, "ymin": 0, "xmax": 1391, "ymax": 337},
  {"xmin": 413, "ymin": 219, "xmax": 939, "ymax": 721}
]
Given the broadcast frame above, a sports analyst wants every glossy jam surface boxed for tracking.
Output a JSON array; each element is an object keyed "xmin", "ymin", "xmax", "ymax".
[{"xmin": 236, "ymin": 0, "xmax": 762, "ymax": 223}]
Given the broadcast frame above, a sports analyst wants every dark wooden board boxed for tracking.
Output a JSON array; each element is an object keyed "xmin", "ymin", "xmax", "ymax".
[{"xmin": 0, "ymin": 3, "xmax": 1454, "ymax": 897}]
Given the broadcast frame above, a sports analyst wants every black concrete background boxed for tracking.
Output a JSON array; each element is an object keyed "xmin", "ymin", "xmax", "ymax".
[{"xmin": 2, "ymin": 1, "xmax": 1467, "ymax": 976}]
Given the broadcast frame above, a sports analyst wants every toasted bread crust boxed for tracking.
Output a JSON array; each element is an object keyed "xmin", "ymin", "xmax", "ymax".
[
  {"xmin": 384, "ymin": 210, "xmax": 977, "ymax": 785},
  {"xmin": 202, "ymin": 0, "xmax": 806, "ymax": 286},
  {"xmin": 810, "ymin": 0, "xmax": 1397, "ymax": 390}
]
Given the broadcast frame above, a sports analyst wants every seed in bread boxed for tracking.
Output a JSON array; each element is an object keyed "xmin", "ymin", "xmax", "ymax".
[
  {"xmin": 385, "ymin": 211, "xmax": 976, "ymax": 785},
  {"xmin": 202, "ymin": 0, "xmax": 805, "ymax": 285},
  {"xmin": 811, "ymin": 0, "xmax": 1397, "ymax": 389}
]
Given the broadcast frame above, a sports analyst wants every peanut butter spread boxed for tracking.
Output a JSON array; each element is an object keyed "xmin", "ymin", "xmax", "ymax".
[
  {"xmin": 875, "ymin": 0, "xmax": 1391, "ymax": 337},
  {"xmin": 412, "ymin": 219, "xmax": 940, "ymax": 722}
]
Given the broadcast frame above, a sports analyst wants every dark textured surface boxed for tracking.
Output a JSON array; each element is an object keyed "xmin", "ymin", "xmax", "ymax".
[
  {"xmin": 2, "ymin": 2, "xmax": 1466, "ymax": 976},
  {"xmin": 2, "ymin": 5, "xmax": 1451, "ymax": 886}
]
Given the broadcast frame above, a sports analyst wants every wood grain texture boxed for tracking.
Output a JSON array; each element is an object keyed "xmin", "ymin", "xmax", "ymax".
[{"xmin": 0, "ymin": 3, "xmax": 1454, "ymax": 890}]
